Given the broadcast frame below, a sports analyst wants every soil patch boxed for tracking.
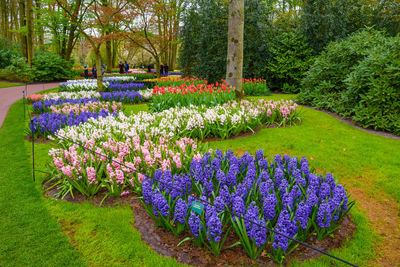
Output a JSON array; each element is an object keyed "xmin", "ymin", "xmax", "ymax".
[
  {"xmin": 43, "ymin": 181, "xmax": 356, "ymax": 266},
  {"xmin": 24, "ymin": 135, "xmax": 54, "ymax": 144}
]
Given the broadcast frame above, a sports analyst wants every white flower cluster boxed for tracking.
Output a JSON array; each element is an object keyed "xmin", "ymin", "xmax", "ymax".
[
  {"xmin": 54, "ymin": 99, "xmax": 298, "ymax": 144},
  {"xmin": 44, "ymin": 91, "xmax": 101, "ymax": 100}
]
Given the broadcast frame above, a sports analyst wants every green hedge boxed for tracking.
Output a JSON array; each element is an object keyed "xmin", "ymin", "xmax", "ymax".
[{"xmin": 298, "ymin": 29, "xmax": 400, "ymax": 135}]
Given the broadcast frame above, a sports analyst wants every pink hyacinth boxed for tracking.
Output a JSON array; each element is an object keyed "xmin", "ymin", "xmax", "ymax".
[
  {"xmin": 121, "ymin": 191, "xmax": 130, "ymax": 196},
  {"xmin": 53, "ymin": 157, "xmax": 64, "ymax": 170},
  {"xmin": 61, "ymin": 165, "xmax": 73, "ymax": 179},
  {"xmin": 86, "ymin": 167, "xmax": 97, "ymax": 184},
  {"xmin": 116, "ymin": 169, "xmax": 124, "ymax": 184},
  {"xmin": 138, "ymin": 173, "xmax": 145, "ymax": 183}
]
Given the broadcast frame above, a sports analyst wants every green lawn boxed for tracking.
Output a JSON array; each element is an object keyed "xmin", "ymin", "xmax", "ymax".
[
  {"xmin": 0, "ymin": 81, "xmax": 24, "ymax": 88},
  {"xmin": 2, "ymin": 93, "xmax": 400, "ymax": 266}
]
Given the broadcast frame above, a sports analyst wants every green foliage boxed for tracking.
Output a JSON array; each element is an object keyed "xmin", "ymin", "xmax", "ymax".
[
  {"xmin": 266, "ymin": 31, "xmax": 314, "ymax": 93},
  {"xmin": 299, "ymin": 0, "xmax": 371, "ymax": 53},
  {"xmin": 298, "ymin": 28, "xmax": 400, "ymax": 135},
  {"xmin": 31, "ymin": 50, "xmax": 74, "ymax": 82},
  {"xmin": 179, "ymin": 0, "xmax": 272, "ymax": 82},
  {"xmin": 1, "ymin": 56, "xmax": 33, "ymax": 83},
  {"xmin": 0, "ymin": 49, "xmax": 21, "ymax": 69}
]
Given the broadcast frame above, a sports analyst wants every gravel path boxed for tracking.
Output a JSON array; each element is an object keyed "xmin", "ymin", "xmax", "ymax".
[{"xmin": 0, "ymin": 82, "xmax": 59, "ymax": 129}]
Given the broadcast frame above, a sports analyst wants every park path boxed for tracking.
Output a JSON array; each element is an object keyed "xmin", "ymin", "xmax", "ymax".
[{"xmin": 0, "ymin": 82, "xmax": 59, "ymax": 129}]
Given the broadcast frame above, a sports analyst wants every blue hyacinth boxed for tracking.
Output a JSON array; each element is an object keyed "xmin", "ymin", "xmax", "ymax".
[{"xmin": 173, "ymin": 198, "xmax": 188, "ymax": 224}]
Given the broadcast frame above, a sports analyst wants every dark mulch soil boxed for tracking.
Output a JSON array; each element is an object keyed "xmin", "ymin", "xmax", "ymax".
[
  {"xmin": 43, "ymin": 183, "xmax": 356, "ymax": 267},
  {"xmin": 24, "ymin": 135, "xmax": 54, "ymax": 144}
]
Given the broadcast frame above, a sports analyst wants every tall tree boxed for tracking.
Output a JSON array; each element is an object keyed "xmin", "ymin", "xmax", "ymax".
[{"xmin": 226, "ymin": 0, "xmax": 244, "ymax": 96}]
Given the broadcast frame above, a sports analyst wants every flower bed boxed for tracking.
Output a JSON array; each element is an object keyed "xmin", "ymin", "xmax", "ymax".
[
  {"xmin": 153, "ymin": 77, "xmax": 205, "ymax": 88},
  {"xmin": 243, "ymin": 78, "xmax": 271, "ymax": 96},
  {"xmin": 53, "ymin": 99, "xmax": 300, "ymax": 144},
  {"xmin": 48, "ymin": 102, "xmax": 122, "ymax": 115},
  {"xmin": 29, "ymin": 109, "xmax": 115, "ymax": 138},
  {"xmin": 141, "ymin": 150, "xmax": 353, "ymax": 263},
  {"xmin": 106, "ymin": 81, "xmax": 155, "ymax": 92},
  {"xmin": 47, "ymin": 136, "xmax": 202, "ymax": 198},
  {"xmin": 150, "ymin": 80, "xmax": 235, "ymax": 112}
]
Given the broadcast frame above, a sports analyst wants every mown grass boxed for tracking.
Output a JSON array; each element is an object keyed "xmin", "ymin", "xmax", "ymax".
[
  {"xmin": 3, "ymin": 93, "xmax": 397, "ymax": 266},
  {"xmin": 0, "ymin": 81, "xmax": 25, "ymax": 88}
]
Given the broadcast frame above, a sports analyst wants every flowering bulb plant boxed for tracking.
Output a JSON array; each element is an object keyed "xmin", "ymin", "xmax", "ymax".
[
  {"xmin": 142, "ymin": 150, "xmax": 354, "ymax": 262},
  {"xmin": 154, "ymin": 77, "xmax": 205, "ymax": 88},
  {"xmin": 48, "ymin": 101, "xmax": 122, "ymax": 115},
  {"xmin": 242, "ymin": 78, "xmax": 271, "ymax": 96},
  {"xmin": 53, "ymin": 99, "xmax": 300, "ymax": 144},
  {"xmin": 47, "ymin": 136, "xmax": 202, "ymax": 199},
  {"xmin": 150, "ymin": 80, "xmax": 235, "ymax": 112},
  {"xmin": 106, "ymin": 81, "xmax": 155, "ymax": 92}
]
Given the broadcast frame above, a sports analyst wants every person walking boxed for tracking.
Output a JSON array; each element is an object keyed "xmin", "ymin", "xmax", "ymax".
[
  {"xmin": 92, "ymin": 65, "xmax": 97, "ymax": 79},
  {"xmin": 119, "ymin": 62, "xmax": 124, "ymax": 74},
  {"xmin": 147, "ymin": 64, "xmax": 151, "ymax": 73},
  {"xmin": 125, "ymin": 61, "xmax": 130, "ymax": 73},
  {"xmin": 164, "ymin": 63, "xmax": 169, "ymax": 75},
  {"xmin": 160, "ymin": 63, "xmax": 164, "ymax": 76},
  {"xmin": 84, "ymin": 65, "xmax": 89, "ymax": 79}
]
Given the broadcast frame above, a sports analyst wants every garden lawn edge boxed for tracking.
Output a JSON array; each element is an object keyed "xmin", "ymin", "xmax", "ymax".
[{"xmin": 0, "ymin": 99, "xmax": 84, "ymax": 266}]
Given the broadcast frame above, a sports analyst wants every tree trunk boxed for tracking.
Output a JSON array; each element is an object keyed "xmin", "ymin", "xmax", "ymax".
[
  {"xmin": 65, "ymin": 0, "xmax": 82, "ymax": 61},
  {"xmin": 36, "ymin": 0, "xmax": 44, "ymax": 46},
  {"xmin": 111, "ymin": 40, "xmax": 118, "ymax": 69},
  {"xmin": 26, "ymin": 0, "xmax": 34, "ymax": 65},
  {"xmin": 105, "ymin": 39, "xmax": 112, "ymax": 73},
  {"xmin": 96, "ymin": 50, "xmax": 103, "ymax": 92},
  {"xmin": 19, "ymin": 0, "xmax": 27, "ymax": 58},
  {"xmin": 226, "ymin": 0, "xmax": 245, "ymax": 97}
]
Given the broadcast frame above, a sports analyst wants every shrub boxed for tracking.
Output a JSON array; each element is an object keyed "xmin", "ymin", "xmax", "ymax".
[
  {"xmin": 266, "ymin": 31, "xmax": 314, "ymax": 93},
  {"xmin": 31, "ymin": 50, "xmax": 74, "ymax": 82},
  {"xmin": 2, "ymin": 56, "xmax": 33, "ymax": 83},
  {"xmin": 298, "ymin": 28, "xmax": 400, "ymax": 135}
]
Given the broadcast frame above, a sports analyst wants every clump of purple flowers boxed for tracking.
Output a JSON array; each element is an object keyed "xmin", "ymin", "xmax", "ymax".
[{"xmin": 142, "ymin": 150, "xmax": 353, "ymax": 263}]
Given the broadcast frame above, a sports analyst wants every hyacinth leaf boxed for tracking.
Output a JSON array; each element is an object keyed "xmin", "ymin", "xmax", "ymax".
[{"xmin": 177, "ymin": 237, "xmax": 192, "ymax": 247}]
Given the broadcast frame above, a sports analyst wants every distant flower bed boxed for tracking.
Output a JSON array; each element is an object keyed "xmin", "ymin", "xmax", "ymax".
[
  {"xmin": 33, "ymin": 90, "xmax": 152, "ymax": 113},
  {"xmin": 106, "ymin": 81, "xmax": 155, "ymax": 92},
  {"xmin": 49, "ymin": 101, "xmax": 122, "ymax": 115},
  {"xmin": 142, "ymin": 150, "xmax": 353, "ymax": 263},
  {"xmin": 150, "ymin": 80, "xmax": 235, "ymax": 112},
  {"xmin": 243, "ymin": 78, "xmax": 271, "ymax": 96}
]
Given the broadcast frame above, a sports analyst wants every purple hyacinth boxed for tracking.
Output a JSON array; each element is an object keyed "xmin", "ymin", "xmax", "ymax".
[
  {"xmin": 142, "ymin": 178, "xmax": 152, "ymax": 204},
  {"xmin": 214, "ymin": 196, "xmax": 225, "ymax": 213},
  {"xmin": 215, "ymin": 149, "xmax": 224, "ymax": 159},
  {"xmin": 206, "ymin": 210, "xmax": 222, "ymax": 242},
  {"xmin": 160, "ymin": 170, "xmax": 173, "ymax": 194},
  {"xmin": 259, "ymin": 159, "xmax": 269, "ymax": 171},
  {"xmin": 189, "ymin": 212, "xmax": 202, "ymax": 238},
  {"xmin": 282, "ymin": 192, "xmax": 294, "ymax": 210},
  {"xmin": 317, "ymin": 202, "xmax": 332, "ymax": 228},
  {"xmin": 283, "ymin": 154, "xmax": 291, "ymax": 165},
  {"xmin": 188, "ymin": 195, "xmax": 197, "ymax": 206},
  {"xmin": 260, "ymin": 170, "xmax": 270, "ymax": 181},
  {"xmin": 308, "ymin": 173, "xmax": 320, "ymax": 190},
  {"xmin": 246, "ymin": 162, "xmax": 257, "ymax": 181},
  {"xmin": 325, "ymin": 173, "xmax": 336, "ymax": 191},
  {"xmin": 244, "ymin": 201, "xmax": 259, "ymax": 233},
  {"xmin": 251, "ymin": 219, "xmax": 267, "ymax": 247},
  {"xmin": 273, "ymin": 209, "xmax": 297, "ymax": 251},
  {"xmin": 232, "ymin": 196, "xmax": 245, "ymax": 219},
  {"xmin": 219, "ymin": 185, "xmax": 231, "ymax": 207},
  {"xmin": 173, "ymin": 198, "xmax": 188, "ymax": 224},
  {"xmin": 306, "ymin": 190, "xmax": 319, "ymax": 211},
  {"xmin": 279, "ymin": 179, "xmax": 289, "ymax": 195},
  {"xmin": 212, "ymin": 157, "xmax": 221, "ymax": 172},
  {"xmin": 319, "ymin": 182, "xmax": 331, "ymax": 200},
  {"xmin": 255, "ymin": 149, "xmax": 264, "ymax": 162},
  {"xmin": 274, "ymin": 167, "xmax": 283, "ymax": 187},
  {"xmin": 294, "ymin": 201, "xmax": 310, "ymax": 229},
  {"xmin": 235, "ymin": 182, "xmax": 248, "ymax": 200},
  {"xmin": 259, "ymin": 179, "xmax": 273, "ymax": 200},
  {"xmin": 151, "ymin": 189, "xmax": 169, "ymax": 217},
  {"xmin": 288, "ymin": 157, "xmax": 298, "ymax": 171},
  {"xmin": 274, "ymin": 154, "xmax": 282, "ymax": 165},
  {"xmin": 216, "ymin": 169, "xmax": 226, "ymax": 185},
  {"xmin": 300, "ymin": 160, "xmax": 309, "ymax": 177},
  {"xmin": 263, "ymin": 193, "xmax": 277, "ymax": 221}
]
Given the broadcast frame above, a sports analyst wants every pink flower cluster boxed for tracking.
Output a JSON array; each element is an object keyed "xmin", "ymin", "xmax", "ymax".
[
  {"xmin": 49, "ymin": 135, "xmax": 201, "ymax": 197},
  {"xmin": 50, "ymin": 101, "xmax": 122, "ymax": 115}
]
